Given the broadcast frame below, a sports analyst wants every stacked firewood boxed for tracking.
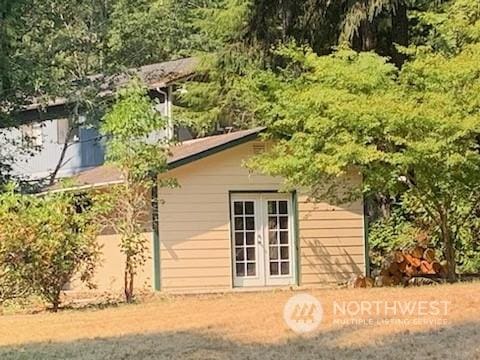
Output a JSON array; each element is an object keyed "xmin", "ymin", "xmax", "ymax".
[
  {"xmin": 349, "ymin": 246, "xmax": 447, "ymax": 288},
  {"xmin": 375, "ymin": 246, "xmax": 447, "ymax": 287}
]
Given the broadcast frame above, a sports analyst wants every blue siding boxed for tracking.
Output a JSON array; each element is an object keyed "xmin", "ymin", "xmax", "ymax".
[
  {"xmin": 7, "ymin": 86, "xmax": 175, "ymax": 181},
  {"xmin": 9, "ymin": 120, "xmax": 105, "ymax": 180}
]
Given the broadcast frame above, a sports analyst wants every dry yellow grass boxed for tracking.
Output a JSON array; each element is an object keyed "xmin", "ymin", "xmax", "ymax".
[{"xmin": 1, "ymin": 282, "xmax": 480, "ymax": 359}]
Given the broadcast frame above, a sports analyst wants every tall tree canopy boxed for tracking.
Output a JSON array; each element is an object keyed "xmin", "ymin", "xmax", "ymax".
[
  {"xmin": 0, "ymin": 0, "xmax": 478, "ymax": 278},
  {"xmin": 0, "ymin": 0, "xmax": 205, "ymax": 183},
  {"xmin": 244, "ymin": 42, "xmax": 480, "ymax": 280},
  {"xmin": 177, "ymin": 0, "xmax": 471, "ymax": 133},
  {"xmin": 175, "ymin": 0, "xmax": 480, "ymax": 278}
]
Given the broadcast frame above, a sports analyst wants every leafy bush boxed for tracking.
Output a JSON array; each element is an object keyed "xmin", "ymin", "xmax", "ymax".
[
  {"xmin": 368, "ymin": 208, "xmax": 420, "ymax": 268},
  {"xmin": 0, "ymin": 185, "xmax": 106, "ymax": 311},
  {"xmin": 368, "ymin": 203, "xmax": 480, "ymax": 274},
  {"xmin": 455, "ymin": 211, "xmax": 480, "ymax": 273}
]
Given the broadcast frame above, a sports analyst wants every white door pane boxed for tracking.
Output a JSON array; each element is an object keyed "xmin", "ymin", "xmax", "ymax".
[{"xmin": 231, "ymin": 194, "xmax": 295, "ymax": 287}]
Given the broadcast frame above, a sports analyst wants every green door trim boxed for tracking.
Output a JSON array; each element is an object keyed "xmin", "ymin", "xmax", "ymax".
[
  {"xmin": 292, "ymin": 191, "xmax": 301, "ymax": 286},
  {"xmin": 151, "ymin": 184, "xmax": 161, "ymax": 291},
  {"xmin": 363, "ymin": 196, "xmax": 370, "ymax": 277}
]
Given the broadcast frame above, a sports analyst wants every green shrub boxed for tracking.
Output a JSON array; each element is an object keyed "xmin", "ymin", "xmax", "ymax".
[
  {"xmin": 0, "ymin": 185, "xmax": 106, "ymax": 311},
  {"xmin": 368, "ymin": 204, "xmax": 480, "ymax": 274},
  {"xmin": 368, "ymin": 208, "xmax": 420, "ymax": 268}
]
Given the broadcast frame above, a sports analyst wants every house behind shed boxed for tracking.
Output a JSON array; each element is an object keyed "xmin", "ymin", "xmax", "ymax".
[{"xmin": 64, "ymin": 128, "xmax": 366, "ymax": 293}]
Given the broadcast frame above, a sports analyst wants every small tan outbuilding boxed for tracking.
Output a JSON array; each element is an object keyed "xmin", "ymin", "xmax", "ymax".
[{"xmin": 65, "ymin": 128, "xmax": 366, "ymax": 293}]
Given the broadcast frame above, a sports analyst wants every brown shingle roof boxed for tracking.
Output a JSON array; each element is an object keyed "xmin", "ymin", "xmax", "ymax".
[
  {"xmin": 25, "ymin": 57, "xmax": 198, "ymax": 111},
  {"xmin": 168, "ymin": 127, "xmax": 264, "ymax": 168},
  {"xmin": 49, "ymin": 127, "xmax": 265, "ymax": 191}
]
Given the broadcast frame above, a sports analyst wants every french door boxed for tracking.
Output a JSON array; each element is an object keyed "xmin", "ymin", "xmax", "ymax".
[{"xmin": 231, "ymin": 193, "xmax": 296, "ymax": 287}]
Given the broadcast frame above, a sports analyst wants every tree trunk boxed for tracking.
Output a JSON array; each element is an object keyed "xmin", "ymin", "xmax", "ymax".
[
  {"xmin": 391, "ymin": 2, "xmax": 408, "ymax": 68},
  {"xmin": 49, "ymin": 127, "xmax": 73, "ymax": 185},
  {"xmin": 358, "ymin": 19, "xmax": 377, "ymax": 51},
  {"xmin": 49, "ymin": 102, "xmax": 81, "ymax": 185},
  {"xmin": 378, "ymin": 193, "xmax": 392, "ymax": 219},
  {"xmin": 124, "ymin": 258, "xmax": 131, "ymax": 302},
  {"xmin": 439, "ymin": 216, "xmax": 457, "ymax": 282},
  {"xmin": 124, "ymin": 255, "xmax": 135, "ymax": 303},
  {"xmin": 129, "ymin": 269, "xmax": 134, "ymax": 301},
  {"xmin": 51, "ymin": 290, "xmax": 61, "ymax": 312}
]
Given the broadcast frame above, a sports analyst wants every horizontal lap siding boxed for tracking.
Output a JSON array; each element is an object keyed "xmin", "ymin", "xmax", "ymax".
[
  {"xmin": 158, "ymin": 140, "xmax": 365, "ymax": 292},
  {"xmin": 298, "ymin": 196, "xmax": 365, "ymax": 286},
  {"xmin": 158, "ymin": 142, "xmax": 282, "ymax": 293}
]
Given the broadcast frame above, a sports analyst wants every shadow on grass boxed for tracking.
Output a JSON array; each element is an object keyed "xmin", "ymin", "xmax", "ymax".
[{"xmin": 1, "ymin": 322, "xmax": 479, "ymax": 360}]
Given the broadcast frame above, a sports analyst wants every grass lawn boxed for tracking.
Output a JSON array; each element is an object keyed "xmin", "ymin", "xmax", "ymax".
[{"xmin": 0, "ymin": 282, "xmax": 479, "ymax": 359}]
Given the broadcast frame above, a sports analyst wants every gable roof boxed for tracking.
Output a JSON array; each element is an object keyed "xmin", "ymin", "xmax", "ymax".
[
  {"xmin": 48, "ymin": 127, "xmax": 265, "ymax": 191},
  {"xmin": 24, "ymin": 57, "xmax": 198, "ymax": 112},
  {"xmin": 169, "ymin": 127, "xmax": 264, "ymax": 169}
]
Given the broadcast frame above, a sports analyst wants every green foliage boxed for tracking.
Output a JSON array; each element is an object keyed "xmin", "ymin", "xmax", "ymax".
[
  {"xmin": 102, "ymin": 80, "xmax": 169, "ymax": 182},
  {"xmin": 0, "ymin": 185, "xmax": 105, "ymax": 311},
  {"xmin": 9, "ymin": 0, "xmax": 113, "ymax": 107},
  {"xmin": 247, "ymin": 0, "xmax": 405, "ymax": 54},
  {"xmin": 173, "ymin": 0, "xmax": 260, "ymax": 134},
  {"xmin": 456, "ymin": 227, "xmax": 480, "ymax": 273},
  {"xmin": 176, "ymin": 49, "xmax": 265, "ymax": 135},
  {"xmin": 248, "ymin": 47, "xmax": 401, "ymax": 198},
  {"xmin": 369, "ymin": 201, "xmax": 480, "ymax": 274},
  {"xmin": 0, "ymin": 0, "xmax": 114, "ymax": 184},
  {"xmin": 0, "ymin": 0, "xmax": 205, "ymax": 183},
  {"xmin": 101, "ymin": 81, "xmax": 171, "ymax": 302},
  {"xmin": 411, "ymin": 0, "xmax": 480, "ymax": 54},
  {"xmin": 245, "ymin": 42, "xmax": 480, "ymax": 280},
  {"xmin": 368, "ymin": 208, "xmax": 420, "ymax": 268},
  {"xmin": 106, "ymin": 0, "xmax": 204, "ymax": 67},
  {"xmin": 176, "ymin": 0, "xmax": 479, "ymax": 136}
]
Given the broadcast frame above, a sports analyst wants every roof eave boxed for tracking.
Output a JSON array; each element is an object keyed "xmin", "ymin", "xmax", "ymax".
[
  {"xmin": 168, "ymin": 129, "xmax": 264, "ymax": 170},
  {"xmin": 38, "ymin": 179, "xmax": 125, "ymax": 195}
]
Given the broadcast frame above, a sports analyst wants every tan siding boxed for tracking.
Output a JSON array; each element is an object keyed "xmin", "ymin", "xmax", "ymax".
[
  {"xmin": 301, "ymin": 245, "xmax": 365, "ymax": 257},
  {"xmin": 162, "ymin": 267, "xmax": 231, "ymax": 278},
  {"xmin": 162, "ymin": 258, "xmax": 230, "ymax": 268},
  {"xmin": 161, "ymin": 280, "xmax": 232, "ymax": 291},
  {"xmin": 161, "ymin": 239, "xmax": 230, "ymax": 250},
  {"xmin": 160, "ymin": 222, "xmax": 229, "ymax": 231},
  {"xmin": 159, "ymin": 203, "xmax": 227, "ymax": 213},
  {"xmin": 69, "ymin": 189, "xmax": 154, "ymax": 293},
  {"xmin": 301, "ymin": 237, "xmax": 364, "ymax": 247},
  {"xmin": 300, "ymin": 228, "xmax": 364, "ymax": 238},
  {"xmin": 298, "ymin": 192, "xmax": 365, "ymax": 286},
  {"xmin": 161, "ymin": 249, "xmax": 230, "ymax": 259},
  {"xmin": 161, "ymin": 211, "xmax": 227, "ymax": 221},
  {"xmin": 158, "ymin": 141, "xmax": 365, "ymax": 292},
  {"xmin": 298, "ymin": 200, "xmax": 363, "ymax": 212},
  {"xmin": 158, "ymin": 142, "xmax": 280, "ymax": 292},
  {"xmin": 301, "ymin": 273, "xmax": 357, "ymax": 285},
  {"xmin": 70, "ymin": 232, "xmax": 153, "ymax": 293},
  {"xmin": 160, "ymin": 231, "xmax": 230, "ymax": 242},
  {"xmin": 297, "ymin": 210, "xmax": 363, "ymax": 221},
  {"xmin": 302, "ymin": 256, "xmax": 365, "ymax": 268},
  {"xmin": 299, "ymin": 219, "xmax": 364, "ymax": 229}
]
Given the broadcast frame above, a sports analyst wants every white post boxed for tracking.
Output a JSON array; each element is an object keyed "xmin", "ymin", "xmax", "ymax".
[
  {"xmin": 167, "ymin": 85, "xmax": 173, "ymax": 140},
  {"xmin": 155, "ymin": 86, "xmax": 174, "ymax": 141}
]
